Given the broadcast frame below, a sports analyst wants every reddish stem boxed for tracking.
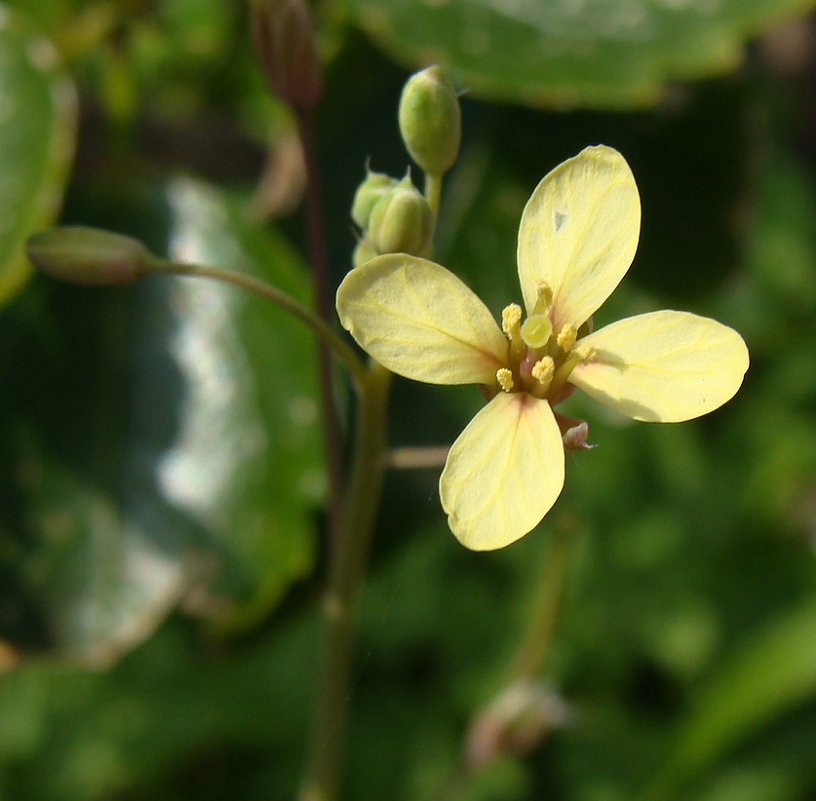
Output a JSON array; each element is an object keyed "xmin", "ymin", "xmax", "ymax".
[{"xmin": 295, "ymin": 106, "xmax": 344, "ymax": 542}]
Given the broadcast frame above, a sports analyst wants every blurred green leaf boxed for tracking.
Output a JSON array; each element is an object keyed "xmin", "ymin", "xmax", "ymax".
[
  {"xmin": 642, "ymin": 601, "xmax": 816, "ymax": 800},
  {"xmin": 343, "ymin": 0, "xmax": 816, "ymax": 108},
  {"xmin": 1, "ymin": 179, "xmax": 322, "ymax": 660},
  {"xmin": 158, "ymin": 178, "xmax": 323, "ymax": 630},
  {"xmin": 0, "ymin": 4, "xmax": 76, "ymax": 305},
  {"xmin": 0, "ymin": 617, "xmax": 319, "ymax": 799}
]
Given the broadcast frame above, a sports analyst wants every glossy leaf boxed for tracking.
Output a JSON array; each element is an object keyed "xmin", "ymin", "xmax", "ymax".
[
  {"xmin": 0, "ymin": 179, "xmax": 322, "ymax": 660},
  {"xmin": 158, "ymin": 178, "xmax": 323, "ymax": 630},
  {"xmin": 343, "ymin": 0, "xmax": 816, "ymax": 108},
  {"xmin": 0, "ymin": 6, "xmax": 75, "ymax": 305}
]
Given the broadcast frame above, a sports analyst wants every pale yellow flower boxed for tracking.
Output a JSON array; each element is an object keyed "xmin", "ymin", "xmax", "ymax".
[{"xmin": 336, "ymin": 146, "xmax": 749, "ymax": 550}]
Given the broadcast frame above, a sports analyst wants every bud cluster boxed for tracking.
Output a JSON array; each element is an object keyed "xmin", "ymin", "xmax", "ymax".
[
  {"xmin": 351, "ymin": 171, "xmax": 433, "ymax": 267},
  {"xmin": 349, "ymin": 65, "xmax": 462, "ymax": 267}
]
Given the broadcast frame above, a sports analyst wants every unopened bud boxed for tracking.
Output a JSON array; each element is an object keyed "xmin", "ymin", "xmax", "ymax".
[
  {"xmin": 555, "ymin": 414, "xmax": 595, "ymax": 452},
  {"xmin": 26, "ymin": 227, "xmax": 154, "ymax": 286},
  {"xmin": 562, "ymin": 421, "xmax": 594, "ymax": 451},
  {"xmin": 465, "ymin": 681, "xmax": 571, "ymax": 770},
  {"xmin": 352, "ymin": 239, "xmax": 379, "ymax": 268},
  {"xmin": 398, "ymin": 65, "xmax": 461, "ymax": 176},
  {"xmin": 367, "ymin": 177, "xmax": 433, "ymax": 257},
  {"xmin": 351, "ymin": 169, "xmax": 398, "ymax": 230},
  {"xmin": 251, "ymin": 0, "xmax": 322, "ymax": 109}
]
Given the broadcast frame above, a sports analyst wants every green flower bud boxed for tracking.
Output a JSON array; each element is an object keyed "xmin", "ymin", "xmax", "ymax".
[
  {"xmin": 352, "ymin": 238, "xmax": 379, "ymax": 268},
  {"xmin": 398, "ymin": 65, "xmax": 461, "ymax": 176},
  {"xmin": 250, "ymin": 0, "xmax": 322, "ymax": 109},
  {"xmin": 351, "ymin": 169, "xmax": 399, "ymax": 230},
  {"xmin": 367, "ymin": 177, "xmax": 433, "ymax": 257},
  {"xmin": 26, "ymin": 226, "xmax": 155, "ymax": 286}
]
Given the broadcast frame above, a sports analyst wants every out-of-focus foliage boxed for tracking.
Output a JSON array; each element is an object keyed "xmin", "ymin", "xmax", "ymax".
[
  {"xmin": 1, "ymin": 0, "xmax": 816, "ymax": 800},
  {"xmin": 340, "ymin": 0, "xmax": 816, "ymax": 108},
  {"xmin": 1, "ymin": 177, "xmax": 322, "ymax": 661},
  {"xmin": 0, "ymin": 6, "xmax": 76, "ymax": 303}
]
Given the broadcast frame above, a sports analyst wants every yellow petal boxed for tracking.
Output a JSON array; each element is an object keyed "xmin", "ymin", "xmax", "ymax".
[
  {"xmin": 517, "ymin": 145, "xmax": 640, "ymax": 330},
  {"xmin": 440, "ymin": 392, "xmax": 565, "ymax": 550},
  {"xmin": 570, "ymin": 310, "xmax": 749, "ymax": 422},
  {"xmin": 336, "ymin": 254, "xmax": 507, "ymax": 384}
]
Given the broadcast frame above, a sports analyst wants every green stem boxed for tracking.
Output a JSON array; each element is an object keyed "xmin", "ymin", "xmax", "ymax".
[
  {"xmin": 510, "ymin": 522, "xmax": 574, "ymax": 683},
  {"xmin": 299, "ymin": 360, "xmax": 393, "ymax": 801},
  {"xmin": 424, "ymin": 172, "xmax": 444, "ymax": 220},
  {"xmin": 151, "ymin": 258, "xmax": 367, "ymax": 389}
]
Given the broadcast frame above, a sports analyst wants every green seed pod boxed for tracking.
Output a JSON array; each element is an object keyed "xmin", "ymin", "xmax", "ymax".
[
  {"xmin": 351, "ymin": 169, "xmax": 398, "ymax": 230},
  {"xmin": 398, "ymin": 65, "xmax": 461, "ymax": 176},
  {"xmin": 26, "ymin": 226, "xmax": 154, "ymax": 285},
  {"xmin": 367, "ymin": 177, "xmax": 433, "ymax": 257}
]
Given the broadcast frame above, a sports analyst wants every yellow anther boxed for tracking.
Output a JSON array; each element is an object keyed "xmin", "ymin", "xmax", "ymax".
[
  {"xmin": 531, "ymin": 356, "xmax": 555, "ymax": 386},
  {"xmin": 537, "ymin": 281, "xmax": 553, "ymax": 306},
  {"xmin": 573, "ymin": 344, "xmax": 596, "ymax": 363},
  {"xmin": 520, "ymin": 314, "xmax": 553, "ymax": 349},
  {"xmin": 556, "ymin": 323, "xmax": 577, "ymax": 352},
  {"xmin": 532, "ymin": 281, "xmax": 553, "ymax": 315},
  {"xmin": 501, "ymin": 303, "xmax": 522, "ymax": 337},
  {"xmin": 496, "ymin": 367, "xmax": 514, "ymax": 392}
]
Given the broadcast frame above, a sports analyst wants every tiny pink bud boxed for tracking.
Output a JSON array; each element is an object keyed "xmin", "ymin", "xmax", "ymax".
[
  {"xmin": 561, "ymin": 420, "xmax": 595, "ymax": 452},
  {"xmin": 464, "ymin": 681, "xmax": 571, "ymax": 770}
]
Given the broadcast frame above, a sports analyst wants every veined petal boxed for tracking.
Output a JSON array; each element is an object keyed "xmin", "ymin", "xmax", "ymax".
[
  {"xmin": 517, "ymin": 145, "xmax": 640, "ymax": 330},
  {"xmin": 570, "ymin": 310, "xmax": 749, "ymax": 423},
  {"xmin": 440, "ymin": 392, "xmax": 565, "ymax": 550},
  {"xmin": 336, "ymin": 254, "xmax": 507, "ymax": 385}
]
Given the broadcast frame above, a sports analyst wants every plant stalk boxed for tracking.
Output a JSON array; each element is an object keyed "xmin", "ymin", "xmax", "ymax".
[
  {"xmin": 424, "ymin": 172, "xmax": 443, "ymax": 219},
  {"xmin": 298, "ymin": 359, "xmax": 392, "ymax": 801},
  {"xmin": 510, "ymin": 521, "xmax": 574, "ymax": 683},
  {"xmin": 296, "ymin": 107, "xmax": 345, "ymax": 540},
  {"xmin": 153, "ymin": 259, "xmax": 366, "ymax": 388}
]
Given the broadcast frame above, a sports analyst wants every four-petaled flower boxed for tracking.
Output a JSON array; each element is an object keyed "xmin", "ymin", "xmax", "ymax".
[{"xmin": 336, "ymin": 146, "xmax": 749, "ymax": 550}]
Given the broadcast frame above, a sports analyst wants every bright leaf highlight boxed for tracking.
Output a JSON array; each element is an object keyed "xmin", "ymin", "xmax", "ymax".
[{"xmin": 336, "ymin": 145, "xmax": 749, "ymax": 550}]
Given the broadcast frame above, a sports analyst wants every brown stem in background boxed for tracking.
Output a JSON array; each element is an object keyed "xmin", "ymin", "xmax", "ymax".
[{"xmin": 296, "ymin": 107, "xmax": 345, "ymax": 541}]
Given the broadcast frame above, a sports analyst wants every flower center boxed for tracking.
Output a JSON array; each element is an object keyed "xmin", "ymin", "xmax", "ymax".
[{"xmin": 496, "ymin": 281, "xmax": 583, "ymax": 405}]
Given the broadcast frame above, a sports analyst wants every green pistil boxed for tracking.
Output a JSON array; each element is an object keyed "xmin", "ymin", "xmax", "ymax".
[
  {"xmin": 520, "ymin": 314, "xmax": 553, "ymax": 349},
  {"xmin": 497, "ymin": 292, "xmax": 587, "ymax": 402}
]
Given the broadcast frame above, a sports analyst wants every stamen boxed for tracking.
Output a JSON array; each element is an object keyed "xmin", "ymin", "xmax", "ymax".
[
  {"xmin": 502, "ymin": 303, "xmax": 525, "ymax": 362},
  {"xmin": 531, "ymin": 356, "xmax": 555, "ymax": 387},
  {"xmin": 496, "ymin": 367, "xmax": 514, "ymax": 392},
  {"xmin": 520, "ymin": 314, "xmax": 553, "ymax": 349},
  {"xmin": 573, "ymin": 344, "xmax": 597, "ymax": 363},
  {"xmin": 532, "ymin": 281, "xmax": 553, "ymax": 315},
  {"xmin": 547, "ymin": 351, "xmax": 584, "ymax": 402},
  {"xmin": 501, "ymin": 303, "xmax": 522, "ymax": 338},
  {"xmin": 556, "ymin": 323, "xmax": 577, "ymax": 352}
]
